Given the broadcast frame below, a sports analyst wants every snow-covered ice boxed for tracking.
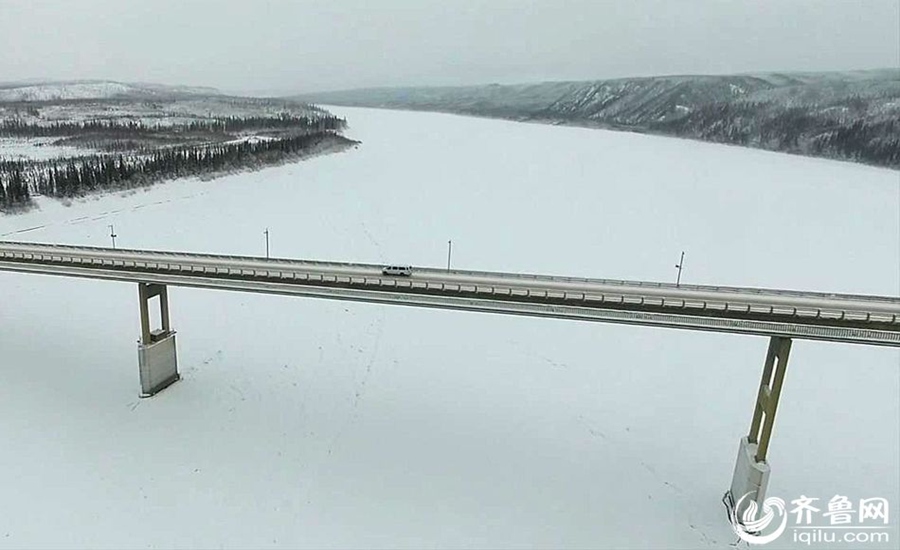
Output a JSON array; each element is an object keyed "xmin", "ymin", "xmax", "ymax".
[{"xmin": 0, "ymin": 106, "xmax": 897, "ymax": 548}]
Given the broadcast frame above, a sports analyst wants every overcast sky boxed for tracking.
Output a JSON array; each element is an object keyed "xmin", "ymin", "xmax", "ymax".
[{"xmin": 1, "ymin": 0, "xmax": 898, "ymax": 94}]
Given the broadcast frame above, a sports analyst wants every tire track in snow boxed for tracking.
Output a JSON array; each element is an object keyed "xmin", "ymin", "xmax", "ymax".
[
  {"xmin": 578, "ymin": 414, "xmax": 722, "ymax": 547},
  {"xmin": 300, "ymin": 307, "xmax": 386, "ymax": 504},
  {"xmin": 1, "ymin": 193, "xmax": 194, "ymax": 238},
  {"xmin": 325, "ymin": 309, "xmax": 385, "ymax": 456}
]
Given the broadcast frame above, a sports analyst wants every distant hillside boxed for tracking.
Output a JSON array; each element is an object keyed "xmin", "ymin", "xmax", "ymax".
[
  {"xmin": 297, "ymin": 70, "xmax": 900, "ymax": 168},
  {"xmin": 0, "ymin": 80, "xmax": 220, "ymax": 102}
]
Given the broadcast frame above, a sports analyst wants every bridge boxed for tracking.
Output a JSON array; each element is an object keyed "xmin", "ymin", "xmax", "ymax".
[{"xmin": 2, "ymin": 239, "xmax": 899, "ymax": 523}]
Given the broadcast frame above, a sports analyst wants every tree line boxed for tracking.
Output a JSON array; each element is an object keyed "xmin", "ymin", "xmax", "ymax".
[
  {"xmin": 0, "ymin": 114, "xmax": 345, "ymax": 138},
  {"xmin": 0, "ymin": 161, "xmax": 30, "ymax": 210},
  {"xmin": 0, "ymin": 130, "xmax": 348, "ymax": 210}
]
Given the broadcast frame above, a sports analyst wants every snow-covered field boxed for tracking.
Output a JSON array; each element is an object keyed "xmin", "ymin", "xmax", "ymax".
[
  {"xmin": 0, "ymin": 94, "xmax": 324, "ymax": 128},
  {"xmin": 0, "ymin": 106, "xmax": 897, "ymax": 549},
  {"xmin": 0, "ymin": 137, "xmax": 89, "ymax": 161}
]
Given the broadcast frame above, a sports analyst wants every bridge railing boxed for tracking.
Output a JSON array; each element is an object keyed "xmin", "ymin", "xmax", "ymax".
[
  {"xmin": 3, "ymin": 240, "xmax": 897, "ymax": 305},
  {"xmin": 2, "ymin": 244, "xmax": 898, "ymax": 329}
]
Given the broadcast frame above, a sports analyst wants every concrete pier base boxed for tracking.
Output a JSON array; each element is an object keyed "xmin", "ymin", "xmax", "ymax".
[
  {"xmin": 137, "ymin": 283, "xmax": 179, "ymax": 397},
  {"xmin": 138, "ymin": 332, "xmax": 180, "ymax": 397},
  {"xmin": 728, "ymin": 436, "xmax": 771, "ymax": 520}
]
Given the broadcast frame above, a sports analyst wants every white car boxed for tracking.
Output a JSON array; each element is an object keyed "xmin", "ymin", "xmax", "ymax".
[{"xmin": 381, "ymin": 265, "xmax": 413, "ymax": 276}]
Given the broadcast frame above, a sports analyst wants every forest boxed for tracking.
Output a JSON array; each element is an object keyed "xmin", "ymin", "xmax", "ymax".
[
  {"xmin": 0, "ymin": 101, "xmax": 351, "ymax": 212},
  {"xmin": 649, "ymin": 102, "xmax": 900, "ymax": 167}
]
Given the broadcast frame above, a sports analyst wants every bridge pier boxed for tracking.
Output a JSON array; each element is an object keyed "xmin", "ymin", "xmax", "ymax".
[
  {"xmin": 137, "ymin": 283, "xmax": 180, "ymax": 397},
  {"xmin": 727, "ymin": 335, "xmax": 792, "ymax": 520}
]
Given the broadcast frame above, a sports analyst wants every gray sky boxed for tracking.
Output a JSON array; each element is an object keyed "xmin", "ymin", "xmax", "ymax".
[{"xmin": 1, "ymin": 0, "xmax": 898, "ymax": 94}]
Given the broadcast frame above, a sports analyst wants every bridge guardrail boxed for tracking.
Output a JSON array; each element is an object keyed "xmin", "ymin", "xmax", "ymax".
[
  {"xmin": 1, "ymin": 246, "xmax": 898, "ymax": 329},
  {"xmin": 3, "ymin": 240, "xmax": 898, "ymax": 304}
]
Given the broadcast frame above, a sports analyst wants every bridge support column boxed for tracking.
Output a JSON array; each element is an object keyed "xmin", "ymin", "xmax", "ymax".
[
  {"xmin": 137, "ymin": 283, "xmax": 180, "ymax": 397},
  {"xmin": 727, "ymin": 336, "xmax": 792, "ymax": 521}
]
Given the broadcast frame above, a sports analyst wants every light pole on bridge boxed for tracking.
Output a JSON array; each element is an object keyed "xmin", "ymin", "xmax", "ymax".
[
  {"xmin": 108, "ymin": 225, "xmax": 117, "ymax": 249},
  {"xmin": 675, "ymin": 251, "xmax": 684, "ymax": 286},
  {"xmin": 447, "ymin": 239, "xmax": 452, "ymax": 272},
  {"xmin": 264, "ymin": 228, "xmax": 270, "ymax": 259}
]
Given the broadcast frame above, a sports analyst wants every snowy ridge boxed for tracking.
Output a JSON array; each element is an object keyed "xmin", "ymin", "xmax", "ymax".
[
  {"xmin": 297, "ymin": 69, "xmax": 900, "ymax": 168},
  {"xmin": 0, "ymin": 80, "xmax": 220, "ymax": 102}
]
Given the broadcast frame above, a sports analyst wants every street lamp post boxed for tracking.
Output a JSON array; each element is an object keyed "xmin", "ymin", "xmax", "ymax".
[
  {"xmin": 447, "ymin": 239, "xmax": 452, "ymax": 272},
  {"xmin": 108, "ymin": 225, "xmax": 117, "ymax": 249},
  {"xmin": 264, "ymin": 228, "xmax": 270, "ymax": 259},
  {"xmin": 675, "ymin": 251, "xmax": 685, "ymax": 286}
]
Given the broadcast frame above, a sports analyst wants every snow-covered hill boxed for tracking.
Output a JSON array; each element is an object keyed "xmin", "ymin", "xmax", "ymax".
[
  {"xmin": 0, "ymin": 80, "xmax": 220, "ymax": 102},
  {"xmin": 297, "ymin": 69, "xmax": 900, "ymax": 168},
  {"xmin": 0, "ymin": 106, "xmax": 897, "ymax": 548}
]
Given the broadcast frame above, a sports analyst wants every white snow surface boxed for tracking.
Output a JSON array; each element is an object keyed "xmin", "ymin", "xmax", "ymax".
[
  {"xmin": 0, "ymin": 137, "xmax": 89, "ymax": 161},
  {"xmin": 0, "ymin": 82, "xmax": 135, "ymax": 102},
  {"xmin": 0, "ymin": 106, "xmax": 898, "ymax": 549}
]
